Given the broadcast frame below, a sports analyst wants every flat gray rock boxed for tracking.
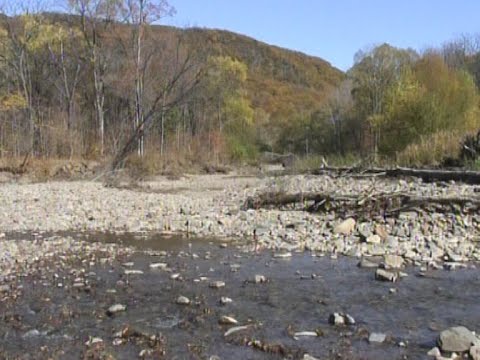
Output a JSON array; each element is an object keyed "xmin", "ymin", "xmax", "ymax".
[{"xmin": 438, "ymin": 326, "xmax": 479, "ymax": 352}]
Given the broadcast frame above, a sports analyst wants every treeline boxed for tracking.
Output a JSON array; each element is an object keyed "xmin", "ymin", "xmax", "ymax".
[
  {"xmin": 0, "ymin": 2, "xmax": 479, "ymax": 169},
  {"xmin": 0, "ymin": 1, "xmax": 342, "ymax": 170},
  {"xmin": 282, "ymin": 40, "xmax": 480, "ymax": 165}
]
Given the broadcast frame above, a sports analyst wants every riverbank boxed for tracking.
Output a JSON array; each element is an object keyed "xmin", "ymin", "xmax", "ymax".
[{"xmin": 0, "ymin": 173, "xmax": 479, "ymax": 265}]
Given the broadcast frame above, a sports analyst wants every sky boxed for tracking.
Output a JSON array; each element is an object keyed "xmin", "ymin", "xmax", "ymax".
[{"xmin": 160, "ymin": 0, "xmax": 480, "ymax": 71}]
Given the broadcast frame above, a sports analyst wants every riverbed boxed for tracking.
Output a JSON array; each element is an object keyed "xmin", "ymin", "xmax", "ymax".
[{"xmin": 1, "ymin": 232, "xmax": 479, "ymax": 359}]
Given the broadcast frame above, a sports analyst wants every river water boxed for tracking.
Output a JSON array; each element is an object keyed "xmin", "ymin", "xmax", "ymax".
[{"xmin": 1, "ymin": 232, "xmax": 480, "ymax": 359}]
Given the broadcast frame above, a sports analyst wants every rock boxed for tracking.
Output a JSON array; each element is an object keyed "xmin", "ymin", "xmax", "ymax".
[
  {"xmin": 383, "ymin": 255, "xmax": 404, "ymax": 269},
  {"xmin": 209, "ymin": 281, "xmax": 225, "ymax": 289},
  {"xmin": 220, "ymin": 297, "xmax": 233, "ymax": 305},
  {"xmin": 375, "ymin": 224, "xmax": 389, "ymax": 240},
  {"xmin": 357, "ymin": 258, "xmax": 378, "ymax": 268},
  {"xmin": 302, "ymin": 355, "xmax": 320, "ymax": 360},
  {"xmin": 334, "ymin": 218, "xmax": 356, "ymax": 235},
  {"xmin": 124, "ymin": 269, "xmax": 143, "ymax": 275},
  {"xmin": 107, "ymin": 304, "xmax": 126, "ymax": 316},
  {"xmin": 253, "ymin": 275, "xmax": 267, "ymax": 284},
  {"xmin": 344, "ymin": 314, "xmax": 356, "ymax": 325},
  {"xmin": 369, "ymin": 332, "xmax": 386, "ymax": 343},
  {"xmin": 329, "ymin": 313, "xmax": 344, "ymax": 325},
  {"xmin": 470, "ymin": 345, "xmax": 480, "ymax": 360},
  {"xmin": 438, "ymin": 326, "xmax": 479, "ymax": 352},
  {"xmin": 427, "ymin": 347, "xmax": 441, "ymax": 357},
  {"xmin": 219, "ymin": 316, "xmax": 238, "ymax": 325},
  {"xmin": 293, "ymin": 331, "xmax": 318, "ymax": 339},
  {"xmin": 85, "ymin": 337, "xmax": 103, "ymax": 346},
  {"xmin": 329, "ymin": 312, "xmax": 354, "ymax": 326},
  {"xmin": 375, "ymin": 269, "xmax": 398, "ymax": 282},
  {"xmin": 358, "ymin": 258, "xmax": 379, "ymax": 268},
  {"xmin": 0, "ymin": 284, "xmax": 10, "ymax": 293},
  {"xmin": 366, "ymin": 234, "xmax": 382, "ymax": 244},
  {"xmin": 22, "ymin": 329, "xmax": 41, "ymax": 338},
  {"xmin": 274, "ymin": 252, "xmax": 292, "ymax": 258},
  {"xmin": 176, "ymin": 296, "xmax": 190, "ymax": 305},
  {"xmin": 149, "ymin": 262, "xmax": 168, "ymax": 270},
  {"xmin": 224, "ymin": 325, "xmax": 251, "ymax": 337}
]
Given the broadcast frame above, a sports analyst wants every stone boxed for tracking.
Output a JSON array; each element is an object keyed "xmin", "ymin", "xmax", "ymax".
[
  {"xmin": 375, "ymin": 269, "xmax": 397, "ymax": 282},
  {"xmin": 274, "ymin": 252, "xmax": 292, "ymax": 258},
  {"xmin": 107, "ymin": 304, "xmax": 126, "ymax": 316},
  {"xmin": 85, "ymin": 337, "xmax": 103, "ymax": 346},
  {"xmin": 329, "ymin": 312, "xmax": 345, "ymax": 325},
  {"xmin": 22, "ymin": 329, "xmax": 41, "ymax": 338},
  {"xmin": 219, "ymin": 316, "xmax": 238, "ymax": 325},
  {"xmin": 334, "ymin": 218, "xmax": 356, "ymax": 235},
  {"xmin": 209, "ymin": 281, "xmax": 225, "ymax": 289},
  {"xmin": 253, "ymin": 275, "xmax": 267, "ymax": 284},
  {"xmin": 427, "ymin": 347, "xmax": 441, "ymax": 357},
  {"xmin": 0, "ymin": 284, "xmax": 10, "ymax": 293},
  {"xmin": 438, "ymin": 326, "xmax": 479, "ymax": 352},
  {"xmin": 369, "ymin": 332, "xmax": 386, "ymax": 343},
  {"xmin": 470, "ymin": 345, "xmax": 480, "ymax": 360},
  {"xmin": 224, "ymin": 325, "xmax": 251, "ymax": 337},
  {"xmin": 366, "ymin": 234, "xmax": 382, "ymax": 244},
  {"xmin": 358, "ymin": 258, "xmax": 379, "ymax": 268},
  {"xmin": 149, "ymin": 262, "xmax": 168, "ymax": 270},
  {"xmin": 124, "ymin": 269, "xmax": 143, "ymax": 275},
  {"xmin": 294, "ymin": 331, "xmax": 318, "ymax": 339},
  {"xmin": 176, "ymin": 296, "xmax": 190, "ymax": 305},
  {"xmin": 375, "ymin": 224, "xmax": 389, "ymax": 240},
  {"xmin": 383, "ymin": 255, "xmax": 404, "ymax": 269},
  {"xmin": 220, "ymin": 297, "xmax": 233, "ymax": 305},
  {"xmin": 302, "ymin": 355, "xmax": 320, "ymax": 360}
]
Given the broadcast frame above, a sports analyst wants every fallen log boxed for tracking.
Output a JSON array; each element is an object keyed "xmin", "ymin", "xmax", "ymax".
[
  {"xmin": 243, "ymin": 191, "xmax": 480, "ymax": 217},
  {"xmin": 310, "ymin": 166, "xmax": 480, "ymax": 184},
  {"xmin": 386, "ymin": 167, "xmax": 480, "ymax": 184}
]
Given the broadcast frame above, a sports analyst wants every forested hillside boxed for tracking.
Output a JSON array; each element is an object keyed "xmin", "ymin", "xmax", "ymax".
[
  {"xmin": 0, "ymin": 9, "xmax": 343, "ymax": 169},
  {"xmin": 1, "ymin": 2, "xmax": 479, "ymax": 171}
]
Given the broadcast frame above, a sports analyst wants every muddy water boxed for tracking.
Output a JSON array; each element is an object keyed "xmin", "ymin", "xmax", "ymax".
[{"xmin": 1, "ymin": 233, "xmax": 480, "ymax": 359}]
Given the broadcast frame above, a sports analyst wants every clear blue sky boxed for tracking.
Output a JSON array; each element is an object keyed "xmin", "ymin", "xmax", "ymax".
[{"xmin": 162, "ymin": 0, "xmax": 480, "ymax": 70}]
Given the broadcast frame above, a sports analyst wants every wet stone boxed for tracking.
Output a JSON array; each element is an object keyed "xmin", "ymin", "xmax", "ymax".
[
  {"xmin": 176, "ymin": 296, "xmax": 190, "ymax": 305},
  {"xmin": 369, "ymin": 332, "xmax": 386, "ymax": 344},
  {"xmin": 107, "ymin": 304, "xmax": 126, "ymax": 316},
  {"xmin": 375, "ymin": 269, "xmax": 397, "ymax": 282},
  {"xmin": 438, "ymin": 326, "xmax": 479, "ymax": 352},
  {"xmin": 209, "ymin": 281, "xmax": 225, "ymax": 289}
]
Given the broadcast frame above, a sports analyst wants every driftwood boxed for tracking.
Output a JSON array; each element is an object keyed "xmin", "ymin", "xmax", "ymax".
[
  {"xmin": 243, "ymin": 191, "xmax": 480, "ymax": 217},
  {"xmin": 310, "ymin": 166, "xmax": 480, "ymax": 184}
]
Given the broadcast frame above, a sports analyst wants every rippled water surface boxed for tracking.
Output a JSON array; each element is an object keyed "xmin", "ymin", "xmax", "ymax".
[{"xmin": 1, "ymin": 232, "xmax": 480, "ymax": 359}]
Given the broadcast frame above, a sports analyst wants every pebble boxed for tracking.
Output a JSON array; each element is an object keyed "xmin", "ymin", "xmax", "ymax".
[
  {"xmin": 209, "ymin": 281, "xmax": 226, "ymax": 289},
  {"xmin": 149, "ymin": 262, "xmax": 168, "ymax": 270},
  {"xmin": 369, "ymin": 332, "xmax": 386, "ymax": 343},
  {"xmin": 176, "ymin": 296, "xmax": 190, "ymax": 305},
  {"xmin": 85, "ymin": 337, "xmax": 103, "ymax": 346},
  {"xmin": 124, "ymin": 269, "xmax": 143, "ymax": 275},
  {"xmin": 294, "ymin": 331, "xmax": 318, "ymax": 339},
  {"xmin": 220, "ymin": 297, "xmax": 233, "ymax": 305},
  {"xmin": 253, "ymin": 275, "xmax": 267, "ymax": 284},
  {"xmin": 219, "ymin": 316, "xmax": 238, "ymax": 325},
  {"xmin": 224, "ymin": 325, "xmax": 250, "ymax": 337},
  {"xmin": 107, "ymin": 304, "xmax": 126, "ymax": 315},
  {"xmin": 375, "ymin": 269, "xmax": 397, "ymax": 282}
]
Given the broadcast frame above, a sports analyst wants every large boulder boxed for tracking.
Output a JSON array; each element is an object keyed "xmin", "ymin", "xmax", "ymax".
[{"xmin": 438, "ymin": 326, "xmax": 479, "ymax": 352}]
